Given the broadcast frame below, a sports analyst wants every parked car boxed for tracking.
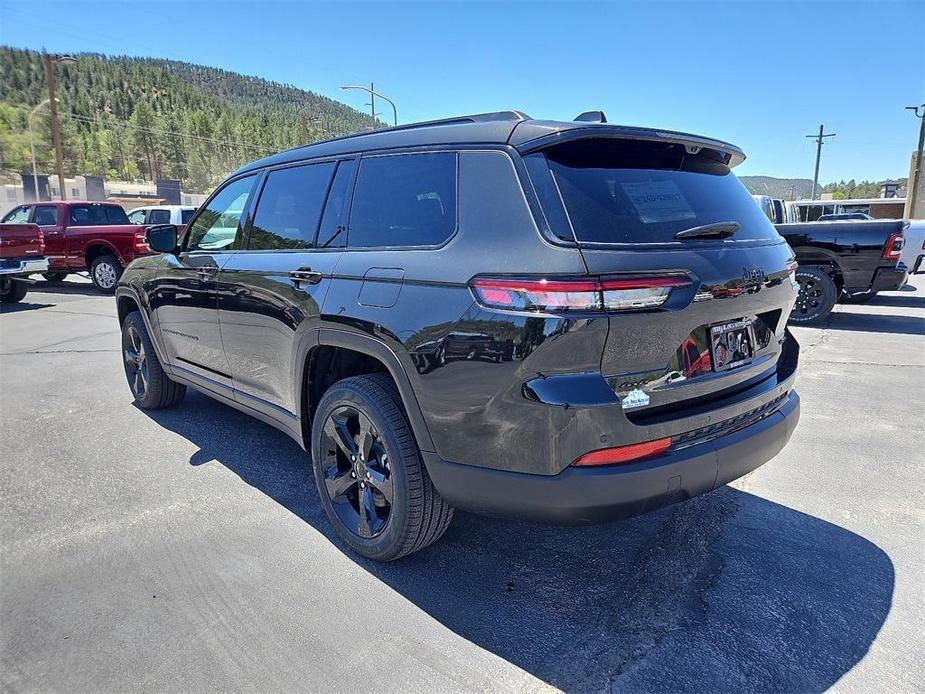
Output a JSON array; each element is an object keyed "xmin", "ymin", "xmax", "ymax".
[
  {"xmin": 816, "ymin": 212, "xmax": 874, "ymax": 222},
  {"xmin": 0, "ymin": 222, "xmax": 48, "ymax": 304},
  {"xmin": 899, "ymin": 220, "xmax": 925, "ymax": 275},
  {"xmin": 127, "ymin": 205, "xmax": 197, "ymax": 236},
  {"xmin": 1, "ymin": 201, "xmax": 151, "ymax": 292},
  {"xmin": 116, "ymin": 110, "xmax": 801, "ymax": 560},
  {"xmin": 776, "ymin": 219, "xmax": 908, "ymax": 322}
]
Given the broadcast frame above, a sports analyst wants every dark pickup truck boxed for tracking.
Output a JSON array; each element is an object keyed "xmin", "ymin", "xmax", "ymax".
[{"xmin": 777, "ymin": 219, "xmax": 908, "ymax": 324}]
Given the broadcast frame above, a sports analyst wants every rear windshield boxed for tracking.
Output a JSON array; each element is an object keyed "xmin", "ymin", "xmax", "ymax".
[
  {"xmin": 527, "ymin": 139, "xmax": 779, "ymax": 244},
  {"xmin": 69, "ymin": 204, "xmax": 130, "ymax": 225}
]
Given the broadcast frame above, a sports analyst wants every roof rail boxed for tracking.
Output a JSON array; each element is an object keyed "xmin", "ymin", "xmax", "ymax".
[{"xmin": 383, "ymin": 110, "xmax": 531, "ymax": 133}]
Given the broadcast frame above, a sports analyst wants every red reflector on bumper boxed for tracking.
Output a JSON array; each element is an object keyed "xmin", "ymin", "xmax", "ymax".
[{"xmin": 572, "ymin": 438, "xmax": 672, "ymax": 467}]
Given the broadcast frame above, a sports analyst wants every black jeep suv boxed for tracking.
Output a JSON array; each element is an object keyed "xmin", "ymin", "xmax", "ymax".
[{"xmin": 117, "ymin": 111, "xmax": 801, "ymax": 560}]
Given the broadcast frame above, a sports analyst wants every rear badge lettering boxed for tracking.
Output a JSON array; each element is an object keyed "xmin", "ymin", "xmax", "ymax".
[{"xmin": 621, "ymin": 388, "xmax": 650, "ymax": 410}]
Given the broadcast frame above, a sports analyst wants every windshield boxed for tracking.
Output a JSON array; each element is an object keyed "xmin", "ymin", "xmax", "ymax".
[{"xmin": 527, "ymin": 139, "xmax": 780, "ymax": 244}]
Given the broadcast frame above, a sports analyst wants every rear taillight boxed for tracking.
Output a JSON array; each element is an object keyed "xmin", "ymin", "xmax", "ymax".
[
  {"xmin": 134, "ymin": 230, "xmax": 149, "ymax": 253},
  {"xmin": 572, "ymin": 438, "xmax": 672, "ymax": 467},
  {"xmin": 470, "ymin": 275, "xmax": 690, "ymax": 313},
  {"xmin": 36, "ymin": 228, "xmax": 45, "ymax": 255},
  {"xmin": 882, "ymin": 232, "xmax": 904, "ymax": 260}
]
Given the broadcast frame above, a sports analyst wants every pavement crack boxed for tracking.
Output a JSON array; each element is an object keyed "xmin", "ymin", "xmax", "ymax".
[{"xmin": 1, "ymin": 348, "xmax": 120, "ymax": 356}]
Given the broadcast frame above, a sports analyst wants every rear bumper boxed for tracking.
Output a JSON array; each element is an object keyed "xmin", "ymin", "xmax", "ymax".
[
  {"xmin": 424, "ymin": 390, "xmax": 800, "ymax": 525},
  {"xmin": 869, "ymin": 264, "xmax": 908, "ymax": 292},
  {"xmin": 0, "ymin": 257, "xmax": 49, "ymax": 277}
]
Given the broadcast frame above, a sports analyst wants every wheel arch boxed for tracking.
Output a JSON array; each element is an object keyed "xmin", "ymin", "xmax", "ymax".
[
  {"xmin": 115, "ymin": 286, "xmax": 169, "ymax": 367},
  {"xmin": 790, "ymin": 246, "xmax": 844, "ymax": 292},
  {"xmin": 85, "ymin": 240, "xmax": 124, "ymax": 268},
  {"xmin": 301, "ymin": 329, "xmax": 436, "ymax": 454}
]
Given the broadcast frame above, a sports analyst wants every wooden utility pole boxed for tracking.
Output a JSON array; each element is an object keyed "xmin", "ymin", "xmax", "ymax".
[
  {"xmin": 806, "ymin": 125, "xmax": 836, "ymax": 200},
  {"xmin": 905, "ymin": 104, "xmax": 925, "ymax": 220},
  {"xmin": 44, "ymin": 54, "xmax": 68, "ymax": 200}
]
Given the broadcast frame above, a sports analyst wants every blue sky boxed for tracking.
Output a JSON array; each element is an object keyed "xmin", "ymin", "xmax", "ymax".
[{"xmin": 2, "ymin": 0, "xmax": 923, "ymax": 182}]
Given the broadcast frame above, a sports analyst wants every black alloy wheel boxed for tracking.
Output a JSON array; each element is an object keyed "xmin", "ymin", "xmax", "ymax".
[
  {"xmin": 120, "ymin": 311, "xmax": 186, "ymax": 409},
  {"xmin": 311, "ymin": 374, "xmax": 453, "ymax": 561},
  {"xmin": 123, "ymin": 323, "xmax": 150, "ymax": 400},
  {"xmin": 320, "ymin": 404, "xmax": 394, "ymax": 539},
  {"xmin": 789, "ymin": 266, "xmax": 837, "ymax": 325}
]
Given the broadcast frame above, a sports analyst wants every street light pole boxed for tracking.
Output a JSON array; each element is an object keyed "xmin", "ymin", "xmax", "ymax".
[
  {"xmin": 43, "ymin": 53, "xmax": 77, "ymax": 200},
  {"xmin": 905, "ymin": 104, "xmax": 925, "ymax": 220},
  {"xmin": 339, "ymin": 84, "xmax": 398, "ymax": 127},
  {"xmin": 28, "ymin": 99, "xmax": 51, "ymax": 202}
]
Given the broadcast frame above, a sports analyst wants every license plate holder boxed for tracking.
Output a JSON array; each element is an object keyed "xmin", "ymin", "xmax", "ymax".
[{"xmin": 709, "ymin": 319, "xmax": 756, "ymax": 371}]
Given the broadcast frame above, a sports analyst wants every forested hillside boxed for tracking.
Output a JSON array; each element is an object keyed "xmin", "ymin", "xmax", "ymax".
[{"xmin": 0, "ymin": 46, "xmax": 381, "ymax": 191}]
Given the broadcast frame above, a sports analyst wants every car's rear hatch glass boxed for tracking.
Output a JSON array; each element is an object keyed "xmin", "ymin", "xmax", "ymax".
[
  {"xmin": 523, "ymin": 136, "xmax": 796, "ymax": 423},
  {"xmin": 527, "ymin": 138, "xmax": 779, "ymax": 245}
]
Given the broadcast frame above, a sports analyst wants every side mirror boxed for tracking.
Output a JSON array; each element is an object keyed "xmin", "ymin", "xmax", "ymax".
[{"xmin": 146, "ymin": 224, "xmax": 179, "ymax": 253}]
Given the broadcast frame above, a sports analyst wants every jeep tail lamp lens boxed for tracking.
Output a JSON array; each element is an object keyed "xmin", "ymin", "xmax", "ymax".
[
  {"xmin": 572, "ymin": 438, "xmax": 672, "ymax": 467},
  {"xmin": 470, "ymin": 276, "xmax": 690, "ymax": 312}
]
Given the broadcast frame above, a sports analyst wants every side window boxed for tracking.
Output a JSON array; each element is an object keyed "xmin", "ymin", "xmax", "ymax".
[
  {"xmin": 3, "ymin": 206, "xmax": 31, "ymax": 223},
  {"xmin": 316, "ymin": 159, "xmax": 357, "ymax": 248},
  {"xmin": 186, "ymin": 176, "xmax": 256, "ymax": 252},
  {"xmin": 181, "ymin": 209, "xmax": 195, "ymax": 224},
  {"xmin": 249, "ymin": 162, "xmax": 335, "ymax": 250},
  {"xmin": 33, "ymin": 205, "xmax": 59, "ymax": 226},
  {"xmin": 127, "ymin": 210, "xmax": 146, "ymax": 224},
  {"xmin": 148, "ymin": 209, "xmax": 171, "ymax": 224},
  {"xmin": 348, "ymin": 153, "xmax": 457, "ymax": 248}
]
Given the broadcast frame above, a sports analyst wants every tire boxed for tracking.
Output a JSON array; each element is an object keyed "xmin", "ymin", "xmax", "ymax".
[
  {"xmin": 90, "ymin": 255, "xmax": 123, "ymax": 294},
  {"xmin": 311, "ymin": 373, "xmax": 453, "ymax": 561},
  {"xmin": 789, "ymin": 266, "xmax": 837, "ymax": 325},
  {"xmin": 121, "ymin": 311, "xmax": 186, "ymax": 409},
  {"xmin": 840, "ymin": 290, "xmax": 877, "ymax": 304},
  {"xmin": 42, "ymin": 272, "xmax": 68, "ymax": 283},
  {"xmin": 0, "ymin": 278, "xmax": 28, "ymax": 304}
]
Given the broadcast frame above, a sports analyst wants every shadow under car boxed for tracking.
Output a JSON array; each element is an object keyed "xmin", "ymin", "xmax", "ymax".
[{"xmin": 141, "ymin": 390, "xmax": 894, "ymax": 693}]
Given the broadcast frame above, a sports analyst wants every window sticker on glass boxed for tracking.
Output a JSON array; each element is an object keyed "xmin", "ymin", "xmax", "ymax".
[{"xmin": 620, "ymin": 180, "xmax": 697, "ymax": 224}]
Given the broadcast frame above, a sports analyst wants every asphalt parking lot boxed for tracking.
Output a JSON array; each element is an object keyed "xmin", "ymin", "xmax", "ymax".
[{"xmin": 1, "ymin": 276, "xmax": 923, "ymax": 693}]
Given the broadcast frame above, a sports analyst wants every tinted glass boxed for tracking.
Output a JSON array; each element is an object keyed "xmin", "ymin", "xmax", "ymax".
[
  {"xmin": 349, "ymin": 153, "xmax": 457, "ymax": 248},
  {"xmin": 127, "ymin": 210, "xmax": 146, "ymax": 224},
  {"xmin": 68, "ymin": 204, "xmax": 130, "ymax": 225},
  {"xmin": 249, "ymin": 163, "xmax": 335, "ymax": 250},
  {"xmin": 533, "ymin": 139, "xmax": 779, "ymax": 244},
  {"xmin": 149, "ymin": 209, "xmax": 171, "ymax": 224},
  {"xmin": 181, "ymin": 209, "xmax": 195, "ymax": 224},
  {"xmin": 316, "ymin": 159, "xmax": 356, "ymax": 249},
  {"xmin": 33, "ymin": 206, "xmax": 59, "ymax": 226},
  {"xmin": 187, "ymin": 175, "xmax": 255, "ymax": 251},
  {"xmin": 2, "ymin": 206, "xmax": 29, "ymax": 223}
]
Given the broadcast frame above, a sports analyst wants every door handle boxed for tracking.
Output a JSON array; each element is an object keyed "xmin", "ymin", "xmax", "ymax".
[{"xmin": 289, "ymin": 267, "xmax": 323, "ymax": 287}]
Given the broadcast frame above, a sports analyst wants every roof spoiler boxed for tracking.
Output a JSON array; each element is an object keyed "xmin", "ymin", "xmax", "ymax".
[{"xmin": 574, "ymin": 110, "xmax": 607, "ymax": 123}]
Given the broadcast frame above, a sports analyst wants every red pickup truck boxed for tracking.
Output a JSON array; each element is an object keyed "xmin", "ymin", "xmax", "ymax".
[
  {"xmin": 1, "ymin": 201, "xmax": 152, "ymax": 293},
  {"xmin": 0, "ymin": 222, "xmax": 48, "ymax": 304}
]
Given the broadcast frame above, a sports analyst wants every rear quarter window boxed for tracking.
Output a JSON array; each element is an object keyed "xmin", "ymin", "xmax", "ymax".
[
  {"xmin": 348, "ymin": 152, "xmax": 457, "ymax": 248},
  {"xmin": 69, "ymin": 204, "xmax": 130, "ymax": 225},
  {"xmin": 528, "ymin": 139, "xmax": 779, "ymax": 244}
]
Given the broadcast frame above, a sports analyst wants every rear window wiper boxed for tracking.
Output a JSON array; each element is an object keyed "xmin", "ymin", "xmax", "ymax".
[{"xmin": 674, "ymin": 221, "xmax": 740, "ymax": 240}]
